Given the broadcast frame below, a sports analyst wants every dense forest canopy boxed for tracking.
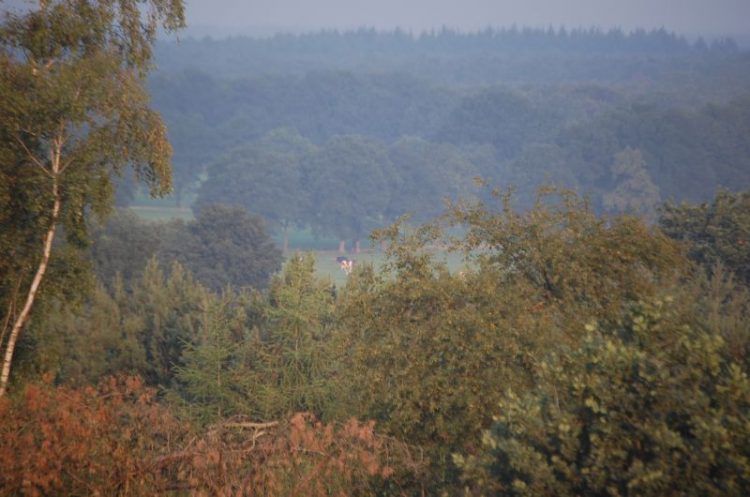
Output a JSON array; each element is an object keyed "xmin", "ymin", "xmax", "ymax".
[
  {"xmin": 145, "ymin": 27, "xmax": 750, "ymax": 242},
  {"xmin": 155, "ymin": 27, "xmax": 743, "ymax": 83}
]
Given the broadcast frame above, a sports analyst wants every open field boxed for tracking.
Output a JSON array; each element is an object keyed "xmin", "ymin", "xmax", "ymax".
[
  {"xmin": 305, "ymin": 248, "xmax": 466, "ymax": 286},
  {"xmin": 305, "ymin": 249, "xmax": 384, "ymax": 286},
  {"xmin": 128, "ymin": 203, "xmax": 466, "ymax": 285}
]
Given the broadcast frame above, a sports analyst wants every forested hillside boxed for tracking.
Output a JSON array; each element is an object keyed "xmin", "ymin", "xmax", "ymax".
[
  {"xmin": 2, "ymin": 4, "xmax": 750, "ymax": 496},
  {"xmin": 146, "ymin": 28, "xmax": 750, "ymax": 243},
  {"xmin": 155, "ymin": 27, "xmax": 746, "ymax": 88}
]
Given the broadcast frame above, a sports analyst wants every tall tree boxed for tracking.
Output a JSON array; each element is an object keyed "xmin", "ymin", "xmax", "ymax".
[
  {"xmin": 386, "ymin": 138, "xmax": 479, "ymax": 224},
  {"xmin": 196, "ymin": 128, "xmax": 316, "ymax": 253},
  {"xmin": 88, "ymin": 209, "xmax": 165, "ymax": 289},
  {"xmin": 602, "ymin": 147, "xmax": 661, "ymax": 218},
  {"xmin": 161, "ymin": 204, "xmax": 283, "ymax": 292},
  {"xmin": 307, "ymin": 135, "xmax": 393, "ymax": 253},
  {"xmin": 0, "ymin": 0, "xmax": 185, "ymax": 396},
  {"xmin": 338, "ymin": 188, "xmax": 685, "ymax": 493},
  {"xmin": 172, "ymin": 292, "xmax": 252, "ymax": 424},
  {"xmin": 254, "ymin": 253, "xmax": 340, "ymax": 419}
]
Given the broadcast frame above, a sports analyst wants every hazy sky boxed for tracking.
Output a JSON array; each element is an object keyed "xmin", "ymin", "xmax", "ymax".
[
  {"xmin": 183, "ymin": 0, "xmax": 750, "ymax": 38},
  {"xmin": 2, "ymin": 1, "xmax": 748, "ymax": 39}
]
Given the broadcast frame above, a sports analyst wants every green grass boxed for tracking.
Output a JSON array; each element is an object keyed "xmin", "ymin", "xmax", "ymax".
[
  {"xmin": 295, "ymin": 248, "xmax": 466, "ymax": 287},
  {"xmin": 127, "ymin": 203, "xmax": 466, "ymax": 285},
  {"xmin": 303, "ymin": 249, "xmax": 387, "ymax": 286}
]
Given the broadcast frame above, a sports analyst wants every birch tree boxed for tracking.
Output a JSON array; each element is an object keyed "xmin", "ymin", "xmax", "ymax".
[{"xmin": 0, "ymin": 0, "xmax": 184, "ymax": 396}]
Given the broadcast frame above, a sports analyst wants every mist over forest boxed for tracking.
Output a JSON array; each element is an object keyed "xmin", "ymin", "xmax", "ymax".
[
  {"xmin": 144, "ymin": 26, "xmax": 750, "ymax": 245},
  {"xmin": 2, "ymin": 2, "xmax": 750, "ymax": 495}
]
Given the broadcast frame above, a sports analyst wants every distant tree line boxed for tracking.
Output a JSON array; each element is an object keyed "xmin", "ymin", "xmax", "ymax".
[
  {"xmin": 151, "ymin": 78, "xmax": 750, "ymax": 245},
  {"xmin": 155, "ymin": 26, "xmax": 742, "ymax": 82},
  {"xmin": 144, "ymin": 28, "xmax": 750, "ymax": 246},
  {"xmin": 193, "ymin": 130, "xmax": 481, "ymax": 251}
]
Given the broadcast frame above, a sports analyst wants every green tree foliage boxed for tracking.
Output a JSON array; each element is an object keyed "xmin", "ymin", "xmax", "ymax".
[
  {"xmin": 169, "ymin": 254, "xmax": 342, "ymax": 423},
  {"xmin": 307, "ymin": 135, "xmax": 394, "ymax": 249},
  {"xmin": 504, "ymin": 143, "xmax": 580, "ymax": 209},
  {"xmin": 338, "ymin": 188, "xmax": 685, "ymax": 492},
  {"xmin": 118, "ymin": 260, "xmax": 207, "ymax": 388},
  {"xmin": 18, "ymin": 259, "xmax": 207, "ymax": 388},
  {"xmin": 148, "ymin": 69, "xmax": 228, "ymax": 205},
  {"xmin": 172, "ymin": 293, "xmax": 255, "ymax": 424},
  {"xmin": 0, "ymin": 0, "xmax": 184, "ymax": 395},
  {"xmin": 552, "ymin": 99, "xmax": 750, "ymax": 208},
  {"xmin": 146, "ymin": 30, "xmax": 750, "ymax": 232},
  {"xmin": 435, "ymin": 88, "xmax": 556, "ymax": 158},
  {"xmin": 17, "ymin": 282, "xmax": 147, "ymax": 385},
  {"xmin": 162, "ymin": 204, "xmax": 283, "ymax": 292},
  {"xmin": 154, "ymin": 27, "xmax": 744, "ymax": 90},
  {"xmin": 447, "ymin": 188, "xmax": 685, "ymax": 324},
  {"xmin": 253, "ymin": 253, "xmax": 340, "ymax": 420},
  {"xmin": 457, "ymin": 284, "xmax": 750, "ymax": 497},
  {"xmin": 151, "ymin": 38, "xmax": 750, "ymax": 235},
  {"xmin": 386, "ymin": 137, "xmax": 479, "ymax": 223},
  {"xmin": 660, "ymin": 189, "xmax": 750, "ymax": 286},
  {"xmin": 88, "ymin": 205, "xmax": 281, "ymax": 293},
  {"xmin": 167, "ymin": 112, "xmax": 219, "ymax": 206},
  {"xmin": 602, "ymin": 147, "xmax": 661, "ymax": 217},
  {"xmin": 88, "ymin": 209, "xmax": 165, "ymax": 288},
  {"xmin": 196, "ymin": 128, "xmax": 317, "ymax": 252}
]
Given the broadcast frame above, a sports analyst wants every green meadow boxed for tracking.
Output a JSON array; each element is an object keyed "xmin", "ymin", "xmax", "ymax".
[{"xmin": 127, "ymin": 202, "xmax": 464, "ymax": 286}]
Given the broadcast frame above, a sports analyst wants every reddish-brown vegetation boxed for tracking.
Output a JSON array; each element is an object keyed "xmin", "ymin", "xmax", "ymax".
[
  {"xmin": 0, "ymin": 376, "xmax": 416, "ymax": 496},
  {"xmin": 0, "ymin": 375, "xmax": 184, "ymax": 496}
]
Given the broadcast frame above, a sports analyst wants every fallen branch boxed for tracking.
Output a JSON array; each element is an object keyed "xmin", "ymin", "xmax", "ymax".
[{"xmin": 222, "ymin": 420, "xmax": 279, "ymax": 430}]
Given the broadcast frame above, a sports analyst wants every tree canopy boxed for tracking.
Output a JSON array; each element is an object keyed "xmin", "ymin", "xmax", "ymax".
[
  {"xmin": 660, "ymin": 190, "xmax": 750, "ymax": 286},
  {"xmin": 162, "ymin": 204, "xmax": 283, "ymax": 292},
  {"xmin": 0, "ymin": 0, "xmax": 184, "ymax": 395}
]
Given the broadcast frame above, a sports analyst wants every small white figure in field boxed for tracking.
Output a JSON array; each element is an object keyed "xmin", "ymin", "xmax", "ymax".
[{"xmin": 339, "ymin": 259, "xmax": 354, "ymax": 275}]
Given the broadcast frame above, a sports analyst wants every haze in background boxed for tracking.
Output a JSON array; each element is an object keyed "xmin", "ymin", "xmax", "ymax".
[
  {"xmin": 182, "ymin": 0, "xmax": 750, "ymax": 42},
  {"xmin": 2, "ymin": 1, "xmax": 749, "ymax": 43}
]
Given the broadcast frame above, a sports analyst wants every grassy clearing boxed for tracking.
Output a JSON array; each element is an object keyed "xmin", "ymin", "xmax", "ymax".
[
  {"xmin": 299, "ymin": 248, "xmax": 467, "ymax": 287},
  {"xmin": 302, "ymin": 249, "xmax": 386, "ymax": 286},
  {"xmin": 128, "ymin": 202, "xmax": 466, "ymax": 285}
]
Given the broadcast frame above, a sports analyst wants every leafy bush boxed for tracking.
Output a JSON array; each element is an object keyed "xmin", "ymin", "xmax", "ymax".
[
  {"xmin": 457, "ymin": 294, "xmax": 750, "ymax": 497},
  {"xmin": 660, "ymin": 189, "xmax": 750, "ymax": 287}
]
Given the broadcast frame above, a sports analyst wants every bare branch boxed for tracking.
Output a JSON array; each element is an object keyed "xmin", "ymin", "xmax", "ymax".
[
  {"xmin": 59, "ymin": 155, "xmax": 75, "ymax": 175},
  {"xmin": 0, "ymin": 279, "xmax": 21, "ymax": 351},
  {"xmin": 12, "ymin": 134, "xmax": 51, "ymax": 177},
  {"xmin": 221, "ymin": 420, "xmax": 280, "ymax": 430}
]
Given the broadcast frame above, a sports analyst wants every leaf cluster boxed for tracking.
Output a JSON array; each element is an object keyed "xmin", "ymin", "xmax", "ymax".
[
  {"xmin": 458, "ymin": 281, "xmax": 750, "ymax": 497},
  {"xmin": 660, "ymin": 189, "xmax": 750, "ymax": 286}
]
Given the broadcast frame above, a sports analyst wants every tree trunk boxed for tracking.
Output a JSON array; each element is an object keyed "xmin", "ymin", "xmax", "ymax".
[
  {"xmin": 0, "ymin": 141, "xmax": 62, "ymax": 397},
  {"xmin": 354, "ymin": 240, "xmax": 361, "ymax": 254},
  {"xmin": 338, "ymin": 240, "xmax": 346, "ymax": 254}
]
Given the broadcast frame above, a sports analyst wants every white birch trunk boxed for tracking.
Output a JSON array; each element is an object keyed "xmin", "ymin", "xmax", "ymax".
[{"xmin": 0, "ymin": 138, "xmax": 63, "ymax": 397}]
